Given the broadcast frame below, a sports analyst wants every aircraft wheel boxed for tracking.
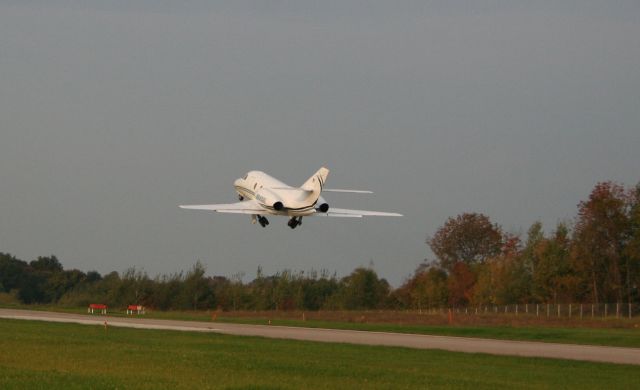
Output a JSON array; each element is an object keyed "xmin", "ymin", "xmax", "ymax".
[{"xmin": 288, "ymin": 217, "xmax": 301, "ymax": 229}]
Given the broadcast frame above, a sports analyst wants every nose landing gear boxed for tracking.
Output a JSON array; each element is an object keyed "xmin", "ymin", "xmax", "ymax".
[{"xmin": 287, "ymin": 217, "xmax": 302, "ymax": 229}]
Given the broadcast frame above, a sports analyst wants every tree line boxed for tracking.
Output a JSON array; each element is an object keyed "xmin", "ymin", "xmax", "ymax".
[
  {"xmin": 0, "ymin": 254, "xmax": 391, "ymax": 311},
  {"xmin": 1, "ymin": 181, "xmax": 638, "ymax": 311},
  {"xmin": 396, "ymin": 181, "xmax": 640, "ymax": 310}
]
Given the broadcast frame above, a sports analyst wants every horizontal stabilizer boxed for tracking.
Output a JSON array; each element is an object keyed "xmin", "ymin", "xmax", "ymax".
[{"xmin": 323, "ymin": 189, "xmax": 373, "ymax": 194}]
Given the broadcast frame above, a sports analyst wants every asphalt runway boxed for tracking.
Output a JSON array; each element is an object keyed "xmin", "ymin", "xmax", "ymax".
[{"xmin": 1, "ymin": 308, "xmax": 639, "ymax": 365}]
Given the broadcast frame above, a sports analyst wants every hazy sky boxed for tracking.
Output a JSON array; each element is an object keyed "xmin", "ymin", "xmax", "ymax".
[{"xmin": 1, "ymin": 1, "xmax": 639, "ymax": 286}]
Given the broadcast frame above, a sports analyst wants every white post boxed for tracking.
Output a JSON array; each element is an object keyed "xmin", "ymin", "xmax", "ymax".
[{"xmin": 580, "ymin": 304, "xmax": 583, "ymax": 319}]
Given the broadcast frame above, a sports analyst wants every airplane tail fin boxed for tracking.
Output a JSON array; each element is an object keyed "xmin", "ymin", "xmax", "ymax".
[{"xmin": 301, "ymin": 167, "xmax": 329, "ymax": 195}]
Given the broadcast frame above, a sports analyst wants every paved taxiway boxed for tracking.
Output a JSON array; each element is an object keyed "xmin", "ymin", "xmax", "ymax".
[{"xmin": 1, "ymin": 308, "xmax": 639, "ymax": 365}]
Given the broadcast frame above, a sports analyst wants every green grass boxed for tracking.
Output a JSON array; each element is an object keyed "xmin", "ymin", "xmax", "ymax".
[
  {"xmin": 0, "ymin": 318, "xmax": 638, "ymax": 389},
  {"xmin": 3, "ymin": 304, "xmax": 640, "ymax": 348},
  {"xmin": 213, "ymin": 317, "xmax": 640, "ymax": 348}
]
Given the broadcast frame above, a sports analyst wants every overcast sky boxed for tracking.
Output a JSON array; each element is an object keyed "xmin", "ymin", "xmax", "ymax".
[{"xmin": 1, "ymin": 1, "xmax": 639, "ymax": 286}]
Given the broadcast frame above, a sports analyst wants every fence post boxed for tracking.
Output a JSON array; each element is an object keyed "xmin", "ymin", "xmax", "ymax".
[
  {"xmin": 630, "ymin": 303, "xmax": 633, "ymax": 319},
  {"xmin": 580, "ymin": 304, "xmax": 583, "ymax": 319},
  {"xmin": 605, "ymin": 303, "xmax": 608, "ymax": 318},
  {"xmin": 569, "ymin": 303, "xmax": 572, "ymax": 318},
  {"xmin": 557, "ymin": 304, "xmax": 561, "ymax": 317},
  {"xmin": 516, "ymin": 304, "xmax": 518, "ymax": 316},
  {"xmin": 547, "ymin": 304, "xmax": 550, "ymax": 318},
  {"xmin": 525, "ymin": 304, "xmax": 528, "ymax": 314},
  {"xmin": 616, "ymin": 303, "xmax": 620, "ymax": 319},
  {"xmin": 591, "ymin": 304, "xmax": 594, "ymax": 318},
  {"xmin": 536, "ymin": 304, "xmax": 539, "ymax": 317}
]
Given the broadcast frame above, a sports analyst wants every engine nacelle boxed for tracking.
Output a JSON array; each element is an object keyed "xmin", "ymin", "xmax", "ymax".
[
  {"xmin": 256, "ymin": 189, "xmax": 285, "ymax": 211},
  {"xmin": 318, "ymin": 203, "xmax": 330, "ymax": 213}
]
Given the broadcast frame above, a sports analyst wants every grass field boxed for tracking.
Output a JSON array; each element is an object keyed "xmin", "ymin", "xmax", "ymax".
[
  {"xmin": 4, "ymin": 304, "xmax": 640, "ymax": 348},
  {"xmin": 1, "ymin": 318, "xmax": 639, "ymax": 389}
]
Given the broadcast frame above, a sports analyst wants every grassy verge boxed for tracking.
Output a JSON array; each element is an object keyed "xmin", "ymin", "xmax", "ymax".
[
  {"xmin": 3, "ymin": 304, "xmax": 640, "ymax": 348},
  {"xmin": 1, "ymin": 318, "xmax": 638, "ymax": 389},
  {"xmin": 214, "ymin": 316, "xmax": 640, "ymax": 348}
]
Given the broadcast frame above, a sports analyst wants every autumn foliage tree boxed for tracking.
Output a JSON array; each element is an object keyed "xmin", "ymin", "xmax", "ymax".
[
  {"xmin": 572, "ymin": 182, "xmax": 633, "ymax": 303},
  {"xmin": 627, "ymin": 185, "xmax": 640, "ymax": 302},
  {"xmin": 395, "ymin": 265, "xmax": 448, "ymax": 310},
  {"xmin": 427, "ymin": 213, "xmax": 503, "ymax": 305},
  {"xmin": 428, "ymin": 213, "xmax": 503, "ymax": 271},
  {"xmin": 531, "ymin": 223, "xmax": 575, "ymax": 303}
]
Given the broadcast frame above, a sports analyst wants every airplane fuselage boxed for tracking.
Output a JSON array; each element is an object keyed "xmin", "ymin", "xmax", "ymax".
[{"xmin": 233, "ymin": 171, "xmax": 327, "ymax": 217}]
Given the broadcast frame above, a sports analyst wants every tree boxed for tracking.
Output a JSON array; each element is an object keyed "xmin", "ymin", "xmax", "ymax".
[
  {"xmin": 0, "ymin": 253, "xmax": 29, "ymax": 293},
  {"xmin": 572, "ymin": 182, "xmax": 631, "ymax": 303},
  {"xmin": 522, "ymin": 222, "xmax": 544, "ymax": 282},
  {"xmin": 30, "ymin": 256, "xmax": 63, "ymax": 273},
  {"xmin": 181, "ymin": 261, "xmax": 211, "ymax": 310},
  {"xmin": 45, "ymin": 269, "xmax": 87, "ymax": 302},
  {"xmin": 399, "ymin": 265, "xmax": 448, "ymax": 310},
  {"xmin": 473, "ymin": 234, "xmax": 526, "ymax": 305},
  {"xmin": 336, "ymin": 267, "xmax": 390, "ymax": 310},
  {"xmin": 447, "ymin": 262, "xmax": 476, "ymax": 305},
  {"xmin": 624, "ymin": 183, "xmax": 640, "ymax": 302},
  {"xmin": 532, "ymin": 223, "xmax": 575, "ymax": 303},
  {"xmin": 428, "ymin": 213, "xmax": 503, "ymax": 271},
  {"xmin": 302, "ymin": 270, "xmax": 339, "ymax": 311}
]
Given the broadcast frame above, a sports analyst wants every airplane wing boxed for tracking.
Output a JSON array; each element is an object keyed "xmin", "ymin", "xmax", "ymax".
[
  {"xmin": 314, "ymin": 208, "xmax": 403, "ymax": 218},
  {"xmin": 179, "ymin": 200, "xmax": 266, "ymax": 215}
]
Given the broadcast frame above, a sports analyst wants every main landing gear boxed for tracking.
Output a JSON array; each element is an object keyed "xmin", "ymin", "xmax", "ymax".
[
  {"xmin": 257, "ymin": 215, "xmax": 269, "ymax": 228},
  {"xmin": 287, "ymin": 217, "xmax": 302, "ymax": 229}
]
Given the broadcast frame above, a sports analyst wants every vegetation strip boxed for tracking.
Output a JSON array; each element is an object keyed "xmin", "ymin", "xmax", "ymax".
[
  {"xmin": 3, "ymin": 305, "xmax": 640, "ymax": 348},
  {"xmin": 1, "ymin": 318, "xmax": 639, "ymax": 389}
]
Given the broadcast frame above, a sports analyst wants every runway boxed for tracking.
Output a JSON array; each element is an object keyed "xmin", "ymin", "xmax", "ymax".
[{"xmin": 1, "ymin": 308, "xmax": 639, "ymax": 365}]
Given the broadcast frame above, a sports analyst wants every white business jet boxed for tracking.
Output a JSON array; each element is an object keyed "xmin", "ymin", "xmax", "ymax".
[{"xmin": 179, "ymin": 167, "xmax": 402, "ymax": 229}]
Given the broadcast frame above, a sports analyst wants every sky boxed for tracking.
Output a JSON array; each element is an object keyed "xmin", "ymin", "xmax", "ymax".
[{"xmin": 1, "ymin": 1, "xmax": 639, "ymax": 286}]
